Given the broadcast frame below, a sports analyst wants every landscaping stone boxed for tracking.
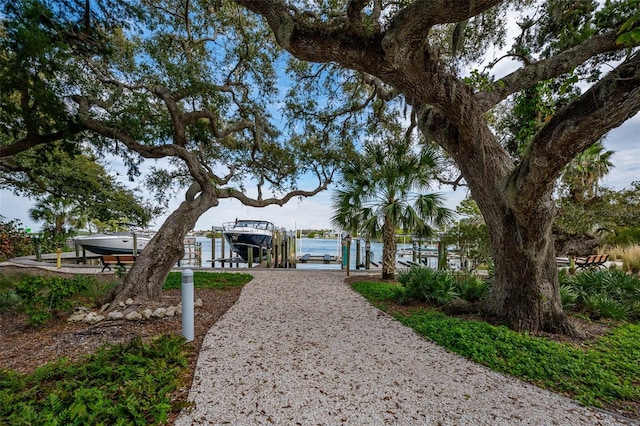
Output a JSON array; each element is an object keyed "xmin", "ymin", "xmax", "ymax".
[
  {"xmin": 108, "ymin": 311, "xmax": 124, "ymax": 320},
  {"xmin": 125, "ymin": 311, "xmax": 142, "ymax": 321},
  {"xmin": 68, "ymin": 313, "xmax": 87, "ymax": 322},
  {"xmin": 152, "ymin": 307, "xmax": 166, "ymax": 318},
  {"xmin": 83, "ymin": 312, "xmax": 105, "ymax": 324}
]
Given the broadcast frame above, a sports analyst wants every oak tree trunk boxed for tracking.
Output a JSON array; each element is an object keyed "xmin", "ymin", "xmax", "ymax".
[
  {"xmin": 106, "ymin": 189, "xmax": 218, "ymax": 308},
  {"xmin": 483, "ymin": 197, "xmax": 575, "ymax": 334}
]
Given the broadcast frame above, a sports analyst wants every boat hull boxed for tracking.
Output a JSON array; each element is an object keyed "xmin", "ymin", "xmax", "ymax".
[
  {"xmin": 222, "ymin": 220, "xmax": 275, "ymax": 261},
  {"xmin": 74, "ymin": 233, "xmax": 152, "ymax": 255}
]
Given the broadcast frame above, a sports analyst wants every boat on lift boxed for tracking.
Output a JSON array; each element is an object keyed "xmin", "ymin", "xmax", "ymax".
[
  {"xmin": 222, "ymin": 219, "xmax": 275, "ymax": 261},
  {"xmin": 74, "ymin": 225, "xmax": 153, "ymax": 255}
]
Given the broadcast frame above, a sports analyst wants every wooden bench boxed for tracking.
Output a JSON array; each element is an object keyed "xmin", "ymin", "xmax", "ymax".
[
  {"xmin": 101, "ymin": 254, "xmax": 137, "ymax": 272},
  {"xmin": 575, "ymin": 254, "xmax": 609, "ymax": 271}
]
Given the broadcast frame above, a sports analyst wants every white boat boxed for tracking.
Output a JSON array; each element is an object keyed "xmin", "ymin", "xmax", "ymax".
[
  {"xmin": 74, "ymin": 232, "xmax": 152, "ymax": 255},
  {"xmin": 222, "ymin": 220, "xmax": 275, "ymax": 261}
]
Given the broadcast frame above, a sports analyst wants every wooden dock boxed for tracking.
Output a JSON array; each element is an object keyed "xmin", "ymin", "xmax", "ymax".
[{"xmin": 297, "ymin": 254, "xmax": 340, "ymax": 264}]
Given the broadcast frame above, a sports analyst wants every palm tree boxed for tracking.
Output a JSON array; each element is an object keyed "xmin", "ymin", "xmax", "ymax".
[
  {"xmin": 562, "ymin": 141, "xmax": 614, "ymax": 201},
  {"xmin": 28, "ymin": 195, "xmax": 83, "ymax": 240},
  {"xmin": 332, "ymin": 138, "xmax": 453, "ymax": 279}
]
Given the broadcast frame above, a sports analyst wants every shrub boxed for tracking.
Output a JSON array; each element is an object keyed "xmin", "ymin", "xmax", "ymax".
[
  {"xmin": 559, "ymin": 284, "xmax": 579, "ymax": 311},
  {"xmin": 0, "ymin": 289, "xmax": 20, "ymax": 311},
  {"xmin": 605, "ymin": 244, "xmax": 640, "ymax": 273},
  {"xmin": 0, "ymin": 335, "xmax": 188, "ymax": 425},
  {"xmin": 13, "ymin": 275, "xmax": 95, "ymax": 326},
  {"xmin": 0, "ymin": 219, "xmax": 33, "ymax": 261},
  {"xmin": 621, "ymin": 247, "xmax": 640, "ymax": 274},
  {"xmin": 455, "ymin": 274, "xmax": 489, "ymax": 302},
  {"xmin": 563, "ymin": 269, "xmax": 640, "ymax": 321},
  {"xmin": 398, "ymin": 266, "xmax": 458, "ymax": 305},
  {"xmin": 584, "ymin": 295, "xmax": 628, "ymax": 320}
]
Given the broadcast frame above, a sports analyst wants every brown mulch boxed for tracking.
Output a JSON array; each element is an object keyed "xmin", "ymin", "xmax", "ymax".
[{"xmin": 0, "ymin": 265, "xmax": 242, "ymax": 424}]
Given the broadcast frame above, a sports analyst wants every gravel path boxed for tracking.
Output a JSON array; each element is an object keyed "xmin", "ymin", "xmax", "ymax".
[{"xmin": 176, "ymin": 270, "xmax": 634, "ymax": 425}]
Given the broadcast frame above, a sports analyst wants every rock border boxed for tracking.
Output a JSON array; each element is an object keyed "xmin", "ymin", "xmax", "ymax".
[{"xmin": 67, "ymin": 297, "xmax": 203, "ymax": 324}]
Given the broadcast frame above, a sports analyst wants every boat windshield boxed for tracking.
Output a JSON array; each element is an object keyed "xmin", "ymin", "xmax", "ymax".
[{"xmin": 235, "ymin": 220, "xmax": 273, "ymax": 230}]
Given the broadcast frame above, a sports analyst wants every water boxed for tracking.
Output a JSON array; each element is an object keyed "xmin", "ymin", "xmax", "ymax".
[{"xmin": 186, "ymin": 236, "xmax": 446, "ymax": 270}]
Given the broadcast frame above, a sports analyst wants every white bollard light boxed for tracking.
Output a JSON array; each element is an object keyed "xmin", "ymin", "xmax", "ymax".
[{"xmin": 181, "ymin": 269, "xmax": 194, "ymax": 342}]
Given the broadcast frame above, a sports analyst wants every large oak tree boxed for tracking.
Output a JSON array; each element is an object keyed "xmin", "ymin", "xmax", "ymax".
[
  {"xmin": 1, "ymin": 0, "xmax": 364, "ymax": 305},
  {"xmin": 235, "ymin": 0, "xmax": 640, "ymax": 334}
]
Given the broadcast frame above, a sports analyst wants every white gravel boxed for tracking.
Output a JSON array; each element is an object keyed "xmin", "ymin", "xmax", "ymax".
[{"xmin": 175, "ymin": 270, "xmax": 636, "ymax": 425}]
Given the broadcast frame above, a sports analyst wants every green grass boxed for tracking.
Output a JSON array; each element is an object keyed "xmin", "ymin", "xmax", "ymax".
[
  {"xmin": 0, "ymin": 335, "xmax": 189, "ymax": 425},
  {"xmin": 163, "ymin": 271, "xmax": 252, "ymax": 290},
  {"xmin": 352, "ymin": 280, "xmax": 640, "ymax": 414}
]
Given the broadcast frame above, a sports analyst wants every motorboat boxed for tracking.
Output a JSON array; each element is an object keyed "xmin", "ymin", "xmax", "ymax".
[
  {"xmin": 74, "ymin": 231, "xmax": 152, "ymax": 255},
  {"xmin": 222, "ymin": 219, "xmax": 275, "ymax": 261}
]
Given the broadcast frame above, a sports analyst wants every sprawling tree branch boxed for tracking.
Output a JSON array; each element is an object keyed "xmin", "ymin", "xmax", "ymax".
[
  {"xmin": 215, "ymin": 179, "xmax": 331, "ymax": 207},
  {"xmin": 479, "ymin": 31, "xmax": 626, "ymax": 110},
  {"xmin": 0, "ymin": 124, "xmax": 85, "ymax": 158},
  {"xmin": 509, "ymin": 50, "xmax": 640, "ymax": 213}
]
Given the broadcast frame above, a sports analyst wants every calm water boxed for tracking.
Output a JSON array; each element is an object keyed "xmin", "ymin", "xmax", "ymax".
[{"xmin": 184, "ymin": 236, "xmax": 443, "ymax": 270}]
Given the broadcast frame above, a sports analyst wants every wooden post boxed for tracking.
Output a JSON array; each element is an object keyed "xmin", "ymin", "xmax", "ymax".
[
  {"xmin": 356, "ymin": 239, "xmax": 361, "ymax": 270},
  {"xmin": 283, "ymin": 235, "xmax": 288, "ymax": 268},
  {"xmin": 35, "ymin": 236, "xmax": 42, "ymax": 262},
  {"xmin": 56, "ymin": 247, "xmax": 62, "ymax": 269},
  {"xmin": 290, "ymin": 233, "xmax": 297, "ymax": 268},
  {"xmin": 248, "ymin": 246, "xmax": 253, "ymax": 268},
  {"xmin": 267, "ymin": 247, "xmax": 272, "ymax": 268},
  {"xmin": 211, "ymin": 227, "xmax": 216, "ymax": 268},
  {"xmin": 437, "ymin": 242, "xmax": 447, "ymax": 270},
  {"xmin": 365, "ymin": 239, "xmax": 370, "ymax": 270},
  {"xmin": 346, "ymin": 236, "xmax": 352, "ymax": 276},
  {"xmin": 231, "ymin": 244, "xmax": 236, "ymax": 268},
  {"xmin": 220, "ymin": 233, "xmax": 225, "ymax": 267},
  {"xmin": 273, "ymin": 232, "xmax": 279, "ymax": 268}
]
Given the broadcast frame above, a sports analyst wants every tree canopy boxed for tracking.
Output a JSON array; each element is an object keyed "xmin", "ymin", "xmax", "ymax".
[
  {"xmin": 0, "ymin": 0, "xmax": 383, "ymax": 304},
  {"xmin": 1, "ymin": 144, "xmax": 157, "ymax": 230}
]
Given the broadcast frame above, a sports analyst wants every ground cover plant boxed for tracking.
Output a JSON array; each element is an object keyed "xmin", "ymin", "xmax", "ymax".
[
  {"xmin": 351, "ymin": 277, "xmax": 640, "ymax": 420},
  {"xmin": 0, "ymin": 335, "xmax": 187, "ymax": 425},
  {"xmin": 0, "ymin": 268, "xmax": 252, "ymax": 424}
]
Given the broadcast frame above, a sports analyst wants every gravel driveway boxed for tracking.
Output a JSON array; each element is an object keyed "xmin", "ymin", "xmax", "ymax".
[{"xmin": 175, "ymin": 270, "xmax": 635, "ymax": 425}]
